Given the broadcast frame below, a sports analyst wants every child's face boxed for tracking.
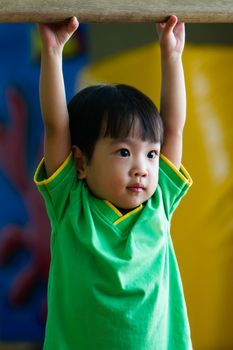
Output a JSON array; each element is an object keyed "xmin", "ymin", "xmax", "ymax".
[{"xmin": 77, "ymin": 127, "xmax": 160, "ymax": 209}]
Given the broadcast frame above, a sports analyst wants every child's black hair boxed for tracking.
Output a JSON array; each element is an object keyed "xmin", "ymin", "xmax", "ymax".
[{"xmin": 68, "ymin": 84, "xmax": 163, "ymax": 161}]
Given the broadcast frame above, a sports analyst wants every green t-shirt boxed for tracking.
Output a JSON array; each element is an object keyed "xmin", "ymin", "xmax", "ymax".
[{"xmin": 34, "ymin": 153, "xmax": 193, "ymax": 350}]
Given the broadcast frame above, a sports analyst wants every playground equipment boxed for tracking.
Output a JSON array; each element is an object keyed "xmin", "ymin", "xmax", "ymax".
[{"xmin": 0, "ymin": 0, "xmax": 233, "ymax": 23}]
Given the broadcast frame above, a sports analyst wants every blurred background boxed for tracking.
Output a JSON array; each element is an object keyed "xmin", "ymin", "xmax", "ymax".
[{"xmin": 0, "ymin": 21, "xmax": 232, "ymax": 350}]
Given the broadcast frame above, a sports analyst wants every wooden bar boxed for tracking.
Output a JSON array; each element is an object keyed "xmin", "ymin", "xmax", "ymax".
[{"xmin": 0, "ymin": 0, "xmax": 233, "ymax": 23}]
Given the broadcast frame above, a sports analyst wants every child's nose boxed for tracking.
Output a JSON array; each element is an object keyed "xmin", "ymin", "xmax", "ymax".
[{"xmin": 130, "ymin": 167, "xmax": 148, "ymax": 178}]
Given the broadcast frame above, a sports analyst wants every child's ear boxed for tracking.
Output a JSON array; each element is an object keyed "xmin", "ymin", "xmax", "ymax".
[{"xmin": 72, "ymin": 146, "xmax": 88, "ymax": 179}]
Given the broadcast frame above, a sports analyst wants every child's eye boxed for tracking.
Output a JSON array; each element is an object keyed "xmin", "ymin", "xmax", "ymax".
[
  {"xmin": 117, "ymin": 148, "xmax": 130, "ymax": 157},
  {"xmin": 147, "ymin": 150, "xmax": 158, "ymax": 159}
]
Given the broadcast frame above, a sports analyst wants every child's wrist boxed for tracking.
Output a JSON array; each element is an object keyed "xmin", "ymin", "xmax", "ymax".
[
  {"xmin": 161, "ymin": 52, "xmax": 183, "ymax": 65},
  {"xmin": 41, "ymin": 45, "xmax": 64, "ymax": 58}
]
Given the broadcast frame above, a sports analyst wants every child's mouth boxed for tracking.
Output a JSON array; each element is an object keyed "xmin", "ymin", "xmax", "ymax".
[{"xmin": 127, "ymin": 184, "xmax": 145, "ymax": 193}]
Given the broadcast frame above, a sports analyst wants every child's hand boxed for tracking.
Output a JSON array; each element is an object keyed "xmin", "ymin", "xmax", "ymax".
[
  {"xmin": 38, "ymin": 16, "xmax": 79, "ymax": 54},
  {"xmin": 156, "ymin": 15, "xmax": 185, "ymax": 59}
]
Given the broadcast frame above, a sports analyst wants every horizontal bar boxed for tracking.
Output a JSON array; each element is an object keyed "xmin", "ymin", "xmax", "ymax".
[{"xmin": 0, "ymin": 0, "xmax": 233, "ymax": 23}]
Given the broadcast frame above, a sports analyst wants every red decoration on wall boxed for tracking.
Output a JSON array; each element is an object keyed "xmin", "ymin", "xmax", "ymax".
[{"xmin": 0, "ymin": 87, "xmax": 50, "ymax": 317}]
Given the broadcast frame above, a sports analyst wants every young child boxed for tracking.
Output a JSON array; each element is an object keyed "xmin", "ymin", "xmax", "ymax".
[{"xmin": 34, "ymin": 15, "xmax": 193, "ymax": 350}]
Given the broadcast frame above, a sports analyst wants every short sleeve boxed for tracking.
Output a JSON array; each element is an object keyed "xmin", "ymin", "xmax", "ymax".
[
  {"xmin": 33, "ymin": 153, "xmax": 77, "ymax": 222},
  {"xmin": 158, "ymin": 154, "xmax": 193, "ymax": 220}
]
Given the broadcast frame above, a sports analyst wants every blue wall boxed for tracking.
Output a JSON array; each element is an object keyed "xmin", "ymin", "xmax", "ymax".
[{"xmin": 0, "ymin": 22, "xmax": 88, "ymax": 342}]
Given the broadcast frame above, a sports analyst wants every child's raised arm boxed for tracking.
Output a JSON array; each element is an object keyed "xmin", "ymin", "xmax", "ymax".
[
  {"xmin": 156, "ymin": 16, "xmax": 186, "ymax": 169},
  {"xmin": 38, "ymin": 17, "xmax": 79, "ymax": 177}
]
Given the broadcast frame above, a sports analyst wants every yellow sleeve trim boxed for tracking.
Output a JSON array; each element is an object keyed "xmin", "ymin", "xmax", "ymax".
[
  {"xmin": 34, "ymin": 153, "xmax": 73, "ymax": 186},
  {"xmin": 160, "ymin": 153, "xmax": 193, "ymax": 186}
]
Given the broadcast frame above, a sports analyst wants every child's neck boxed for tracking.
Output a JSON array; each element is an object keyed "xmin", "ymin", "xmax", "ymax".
[
  {"xmin": 117, "ymin": 207, "xmax": 132, "ymax": 215},
  {"xmin": 117, "ymin": 202, "xmax": 146, "ymax": 215}
]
